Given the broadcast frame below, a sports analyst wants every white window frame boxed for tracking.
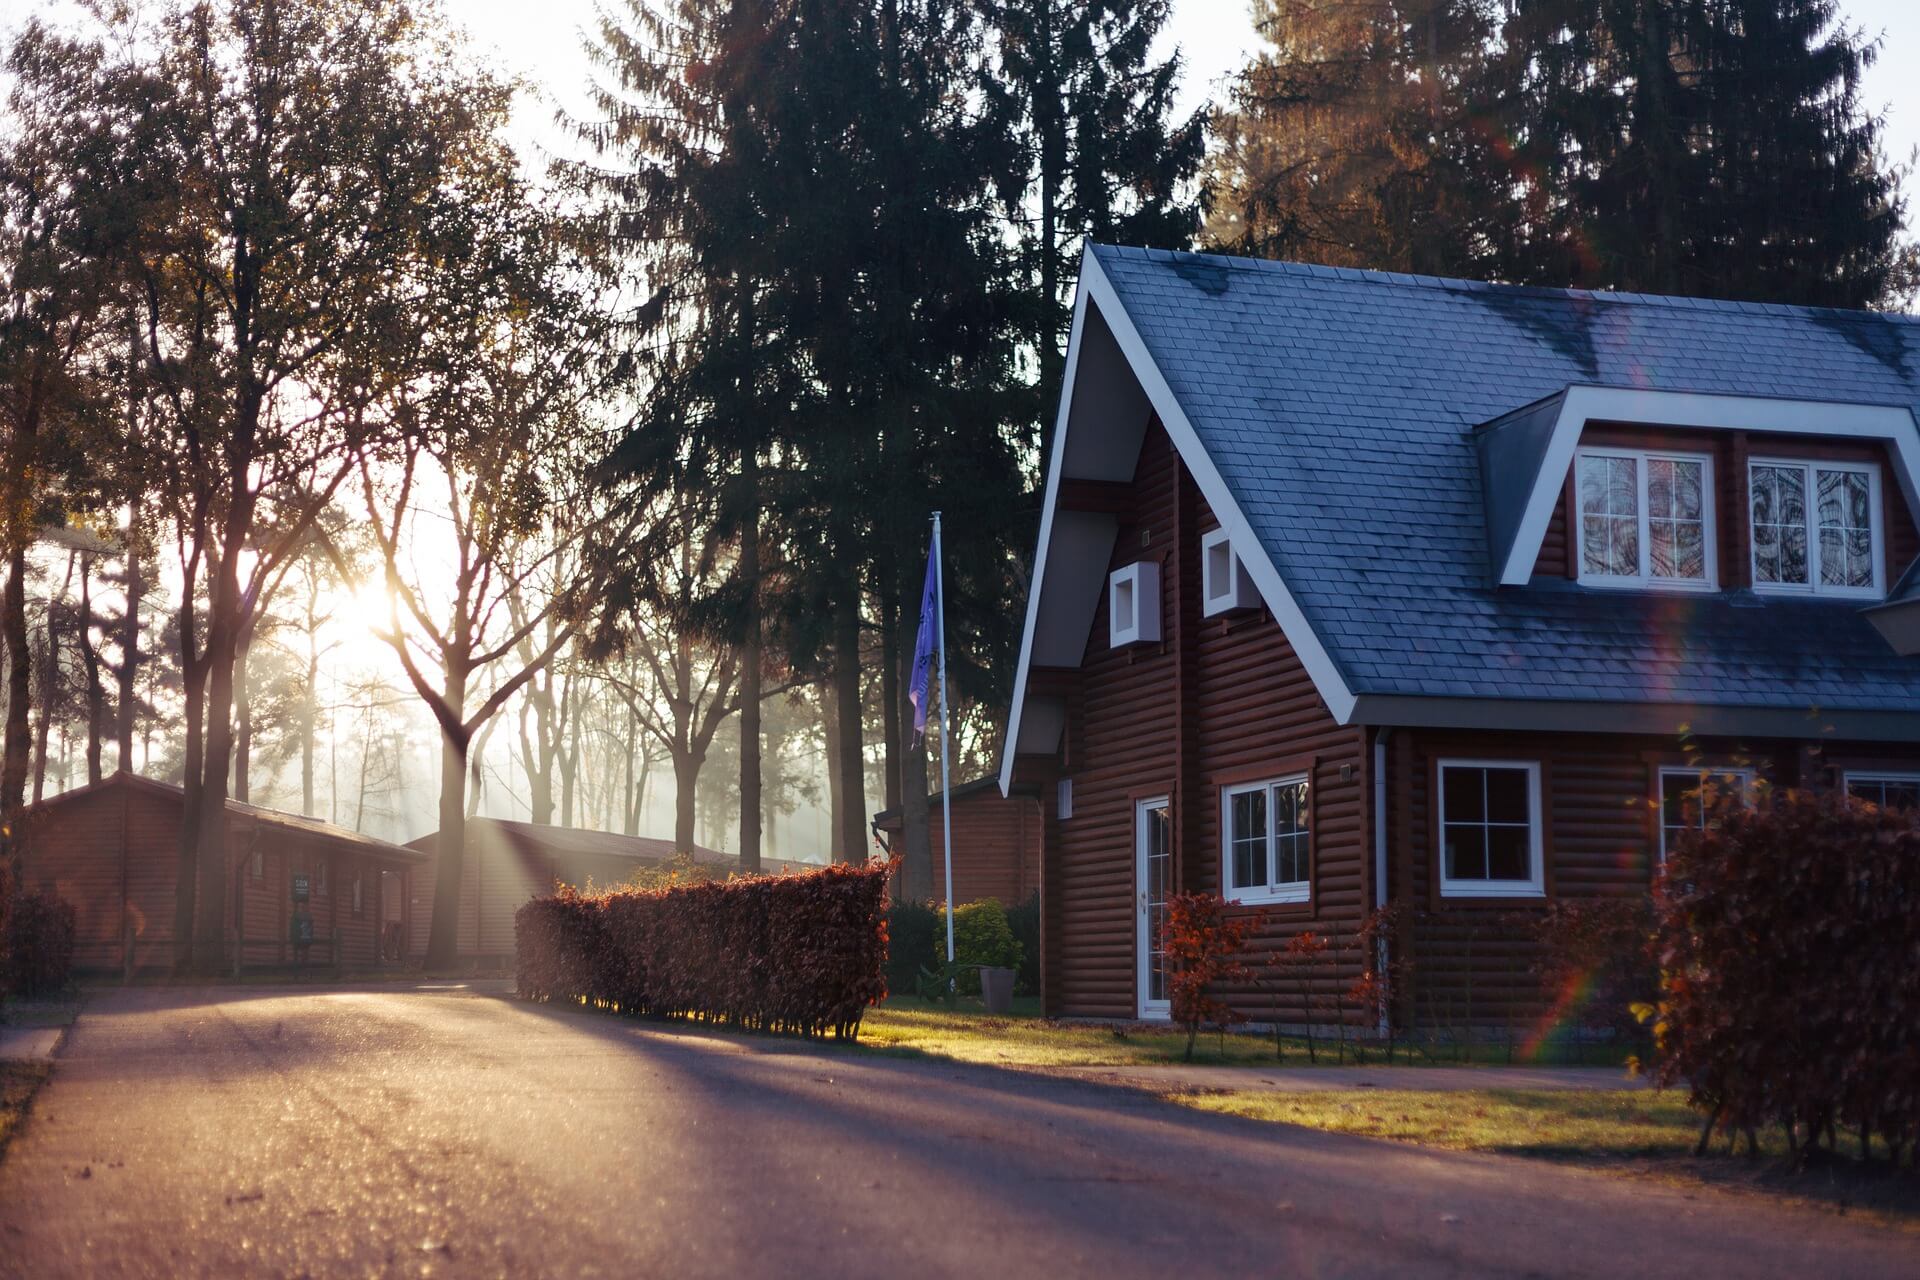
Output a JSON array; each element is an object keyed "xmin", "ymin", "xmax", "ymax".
[
  {"xmin": 1842, "ymin": 770, "xmax": 1920, "ymax": 810},
  {"xmin": 1747, "ymin": 458, "xmax": 1883, "ymax": 599},
  {"xmin": 1220, "ymin": 773, "xmax": 1311, "ymax": 905},
  {"xmin": 1656, "ymin": 766, "xmax": 1757, "ymax": 864},
  {"xmin": 1574, "ymin": 446, "xmax": 1718, "ymax": 590},
  {"xmin": 1436, "ymin": 759, "xmax": 1546, "ymax": 899},
  {"xmin": 1108, "ymin": 560, "xmax": 1161, "ymax": 647},
  {"xmin": 1201, "ymin": 527, "xmax": 1260, "ymax": 616}
]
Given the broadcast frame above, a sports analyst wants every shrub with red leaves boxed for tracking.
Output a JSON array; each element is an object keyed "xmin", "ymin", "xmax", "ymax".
[
  {"xmin": 1163, "ymin": 893, "xmax": 1260, "ymax": 1061},
  {"xmin": 516, "ymin": 861, "xmax": 891, "ymax": 1040},
  {"xmin": 5, "ymin": 890, "xmax": 76, "ymax": 999},
  {"xmin": 1653, "ymin": 789, "xmax": 1920, "ymax": 1163}
]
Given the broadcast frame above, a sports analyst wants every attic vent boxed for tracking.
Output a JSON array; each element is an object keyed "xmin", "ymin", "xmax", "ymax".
[
  {"xmin": 1109, "ymin": 561, "xmax": 1161, "ymax": 647},
  {"xmin": 1201, "ymin": 528, "xmax": 1259, "ymax": 616}
]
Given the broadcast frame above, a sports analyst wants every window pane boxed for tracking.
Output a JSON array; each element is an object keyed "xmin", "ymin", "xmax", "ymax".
[
  {"xmin": 1814, "ymin": 469, "xmax": 1873, "ymax": 590},
  {"xmin": 1579, "ymin": 456, "xmax": 1639, "ymax": 576},
  {"xmin": 1276, "ymin": 831, "xmax": 1309, "ymax": 886},
  {"xmin": 1752, "ymin": 465, "xmax": 1810, "ymax": 586},
  {"xmin": 1647, "ymin": 459, "xmax": 1706, "ymax": 581},
  {"xmin": 1443, "ymin": 766, "xmax": 1484, "ymax": 823},
  {"xmin": 1662, "ymin": 772, "xmax": 1700, "ymax": 827},
  {"xmin": 1486, "ymin": 825, "xmax": 1532, "ymax": 881},
  {"xmin": 1444, "ymin": 825, "xmax": 1487, "ymax": 881},
  {"xmin": 1484, "ymin": 767, "xmax": 1531, "ymax": 824},
  {"xmin": 1230, "ymin": 789, "xmax": 1265, "ymax": 890}
]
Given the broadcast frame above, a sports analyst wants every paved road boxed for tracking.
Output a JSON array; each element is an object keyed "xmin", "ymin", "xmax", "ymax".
[{"xmin": 0, "ymin": 985, "xmax": 1911, "ymax": 1279}]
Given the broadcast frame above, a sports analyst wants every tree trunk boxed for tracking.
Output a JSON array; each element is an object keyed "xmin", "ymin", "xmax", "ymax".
[
  {"xmin": 737, "ymin": 447, "xmax": 763, "ymax": 874},
  {"xmin": 878, "ymin": 568, "xmax": 902, "ymax": 815},
  {"xmin": 1, "ymin": 544, "xmax": 31, "ymax": 878},
  {"xmin": 80, "ymin": 554, "xmax": 104, "ymax": 786},
  {"xmin": 301, "ymin": 628, "xmax": 318, "ymax": 813},
  {"xmin": 673, "ymin": 747, "xmax": 701, "ymax": 852},
  {"xmin": 173, "ymin": 593, "xmax": 205, "ymax": 972},
  {"xmin": 823, "ymin": 686, "xmax": 842, "ymax": 861},
  {"xmin": 899, "ymin": 642, "xmax": 933, "ymax": 901},
  {"xmin": 832, "ymin": 586, "xmax": 866, "ymax": 863},
  {"xmin": 560, "ymin": 677, "xmax": 579, "ymax": 827},
  {"xmin": 233, "ymin": 632, "xmax": 251, "ymax": 803},
  {"xmin": 427, "ymin": 718, "xmax": 469, "ymax": 970},
  {"xmin": 32, "ymin": 585, "xmax": 61, "ymax": 806},
  {"xmin": 191, "ymin": 545, "xmax": 245, "ymax": 976},
  {"xmin": 117, "ymin": 541, "xmax": 143, "ymax": 774}
]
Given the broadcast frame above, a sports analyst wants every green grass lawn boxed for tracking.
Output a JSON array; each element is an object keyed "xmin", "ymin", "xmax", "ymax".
[
  {"xmin": 1183, "ymin": 1087, "xmax": 1716, "ymax": 1157},
  {"xmin": 857, "ymin": 996, "xmax": 1629, "ymax": 1070},
  {"xmin": 0, "ymin": 1061, "xmax": 51, "ymax": 1160}
]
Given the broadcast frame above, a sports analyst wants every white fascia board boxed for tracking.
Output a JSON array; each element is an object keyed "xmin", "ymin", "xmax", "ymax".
[
  {"xmin": 1499, "ymin": 386, "xmax": 1920, "ymax": 586},
  {"xmin": 998, "ymin": 254, "xmax": 1097, "ymax": 798},
  {"xmin": 1077, "ymin": 253, "xmax": 1358, "ymax": 724}
]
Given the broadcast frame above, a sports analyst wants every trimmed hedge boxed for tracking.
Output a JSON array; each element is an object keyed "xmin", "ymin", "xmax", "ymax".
[
  {"xmin": 517, "ymin": 861, "xmax": 889, "ymax": 1039},
  {"xmin": 1653, "ymin": 790, "xmax": 1920, "ymax": 1162},
  {"xmin": 5, "ymin": 891, "xmax": 75, "ymax": 999}
]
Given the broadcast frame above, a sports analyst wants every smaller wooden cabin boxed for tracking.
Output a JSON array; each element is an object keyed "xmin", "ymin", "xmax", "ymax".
[
  {"xmin": 873, "ymin": 778, "xmax": 1043, "ymax": 907},
  {"xmin": 405, "ymin": 820, "xmax": 817, "ymax": 962},
  {"xmin": 17, "ymin": 772, "xmax": 427, "ymax": 975}
]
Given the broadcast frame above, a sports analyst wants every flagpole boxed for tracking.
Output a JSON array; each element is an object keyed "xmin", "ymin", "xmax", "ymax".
[{"xmin": 933, "ymin": 511, "xmax": 956, "ymax": 965}]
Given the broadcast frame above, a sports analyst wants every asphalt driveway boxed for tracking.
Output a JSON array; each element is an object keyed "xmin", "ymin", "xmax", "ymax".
[{"xmin": 0, "ymin": 984, "xmax": 1910, "ymax": 1278}]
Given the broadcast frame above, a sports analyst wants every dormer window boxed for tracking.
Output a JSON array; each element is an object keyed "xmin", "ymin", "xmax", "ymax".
[
  {"xmin": 1108, "ymin": 561, "xmax": 1161, "ymax": 647},
  {"xmin": 1201, "ymin": 527, "xmax": 1259, "ymax": 616},
  {"xmin": 1576, "ymin": 448, "xmax": 1714, "ymax": 588},
  {"xmin": 1749, "ymin": 459, "xmax": 1881, "ymax": 597}
]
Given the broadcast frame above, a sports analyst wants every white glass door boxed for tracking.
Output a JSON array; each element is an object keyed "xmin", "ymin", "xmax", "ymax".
[{"xmin": 1135, "ymin": 796, "xmax": 1172, "ymax": 1020}]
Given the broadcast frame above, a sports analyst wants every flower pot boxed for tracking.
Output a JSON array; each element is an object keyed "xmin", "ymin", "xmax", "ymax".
[{"xmin": 979, "ymin": 965, "xmax": 1016, "ymax": 1014}]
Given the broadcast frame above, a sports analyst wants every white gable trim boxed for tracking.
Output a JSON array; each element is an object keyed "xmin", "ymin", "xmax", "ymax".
[
  {"xmin": 1498, "ymin": 386, "xmax": 1920, "ymax": 586},
  {"xmin": 999, "ymin": 250, "xmax": 1357, "ymax": 797},
  {"xmin": 998, "ymin": 272, "xmax": 1093, "ymax": 797}
]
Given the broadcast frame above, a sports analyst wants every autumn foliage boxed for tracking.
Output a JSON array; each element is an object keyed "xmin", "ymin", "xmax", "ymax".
[
  {"xmin": 1652, "ymin": 790, "xmax": 1920, "ymax": 1163},
  {"xmin": 516, "ymin": 861, "xmax": 890, "ymax": 1040},
  {"xmin": 1163, "ymin": 892, "xmax": 1259, "ymax": 1061}
]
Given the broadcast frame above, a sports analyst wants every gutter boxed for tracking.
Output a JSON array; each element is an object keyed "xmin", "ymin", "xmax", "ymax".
[{"xmin": 1372, "ymin": 728, "xmax": 1391, "ymax": 1038}]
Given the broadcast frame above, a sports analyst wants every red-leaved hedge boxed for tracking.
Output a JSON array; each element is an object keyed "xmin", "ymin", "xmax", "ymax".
[
  {"xmin": 516, "ymin": 861, "xmax": 890, "ymax": 1039},
  {"xmin": 5, "ymin": 891, "xmax": 76, "ymax": 999},
  {"xmin": 1653, "ymin": 790, "xmax": 1920, "ymax": 1161}
]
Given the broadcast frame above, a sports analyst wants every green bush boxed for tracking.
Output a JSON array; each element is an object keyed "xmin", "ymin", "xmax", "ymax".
[
  {"xmin": 886, "ymin": 899, "xmax": 942, "ymax": 997},
  {"xmin": 1004, "ymin": 893, "xmax": 1040, "ymax": 995},
  {"xmin": 952, "ymin": 897, "xmax": 1022, "ymax": 995}
]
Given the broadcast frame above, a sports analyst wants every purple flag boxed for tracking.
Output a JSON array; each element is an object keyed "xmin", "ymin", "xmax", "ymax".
[{"xmin": 907, "ymin": 538, "xmax": 939, "ymax": 744}]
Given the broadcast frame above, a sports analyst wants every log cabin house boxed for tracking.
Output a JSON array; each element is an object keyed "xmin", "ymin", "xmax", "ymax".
[
  {"xmin": 1000, "ymin": 243, "xmax": 1920, "ymax": 1029},
  {"xmin": 872, "ymin": 778, "xmax": 1042, "ymax": 907},
  {"xmin": 17, "ymin": 771, "xmax": 425, "ymax": 975}
]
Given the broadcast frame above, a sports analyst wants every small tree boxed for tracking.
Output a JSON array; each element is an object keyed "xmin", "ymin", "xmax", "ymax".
[
  {"xmin": 1163, "ymin": 893, "xmax": 1260, "ymax": 1062},
  {"xmin": 1271, "ymin": 931, "xmax": 1331, "ymax": 1063}
]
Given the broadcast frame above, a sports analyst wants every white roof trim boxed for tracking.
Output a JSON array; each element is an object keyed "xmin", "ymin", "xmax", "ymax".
[
  {"xmin": 999, "ymin": 249, "xmax": 1357, "ymax": 796},
  {"xmin": 998, "ymin": 269, "xmax": 1092, "ymax": 797},
  {"xmin": 1498, "ymin": 386, "xmax": 1920, "ymax": 586}
]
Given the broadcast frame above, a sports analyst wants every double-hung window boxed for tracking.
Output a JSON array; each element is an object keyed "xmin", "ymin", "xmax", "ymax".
[
  {"xmin": 1438, "ymin": 761, "xmax": 1545, "ymax": 898},
  {"xmin": 1657, "ymin": 767, "xmax": 1756, "ymax": 863},
  {"xmin": 1221, "ymin": 774, "xmax": 1310, "ymax": 904},
  {"xmin": 1749, "ymin": 459, "xmax": 1881, "ymax": 597},
  {"xmin": 1576, "ymin": 448, "xmax": 1715, "ymax": 588},
  {"xmin": 1845, "ymin": 772, "xmax": 1920, "ymax": 811}
]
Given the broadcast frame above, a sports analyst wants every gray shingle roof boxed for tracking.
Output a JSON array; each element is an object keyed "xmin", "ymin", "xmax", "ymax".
[{"xmin": 1092, "ymin": 243, "xmax": 1920, "ymax": 711}]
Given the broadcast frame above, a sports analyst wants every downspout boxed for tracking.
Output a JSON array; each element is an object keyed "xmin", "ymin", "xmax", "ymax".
[{"xmin": 1373, "ymin": 728, "xmax": 1391, "ymax": 1037}]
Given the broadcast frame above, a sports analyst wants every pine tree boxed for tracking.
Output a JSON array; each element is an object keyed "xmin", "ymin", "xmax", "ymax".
[
  {"xmin": 1207, "ymin": 0, "xmax": 1519, "ymax": 278},
  {"xmin": 1502, "ymin": 0, "xmax": 1913, "ymax": 306},
  {"xmin": 984, "ymin": 0, "xmax": 1207, "ymax": 444}
]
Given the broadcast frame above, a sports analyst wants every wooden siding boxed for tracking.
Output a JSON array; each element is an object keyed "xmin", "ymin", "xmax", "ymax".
[
  {"xmin": 1533, "ymin": 426, "xmax": 1919, "ymax": 582},
  {"xmin": 18, "ymin": 777, "xmax": 415, "ymax": 974},
  {"xmin": 1395, "ymin": 729, "xmax": 1920, "ymax": 1031},
  {"xmin": 876, "ymin": 789, "xmax": 1042, "ymax": 907},
  {"xmin": 1043, "ymin": 420, "xmax": 1371, "ymax": 1021}
]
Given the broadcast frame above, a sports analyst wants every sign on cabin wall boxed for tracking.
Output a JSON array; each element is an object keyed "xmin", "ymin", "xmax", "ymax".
[{"xmin": 291, "ymin": 872, "xmax": 310, "ymax": 903}]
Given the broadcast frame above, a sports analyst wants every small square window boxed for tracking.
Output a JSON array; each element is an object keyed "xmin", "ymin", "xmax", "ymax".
[
  {"xmin": 1657, "ymin": 767, "xmax": 1755, "ymax": 863},
  {"xmin": 1108, "ymin": 561, "xmax": 1161, "ymax": 647},
  {"xmin": 1201, "ymin": 527, "xmax": 1259, "ymax": 616},
  {"xmin": 250, "ymin": 850, "xmax": 264, "ymax": 881},
  {"xmin": 1750, "ymin": 459, "xmax": 1881, "ymax": 597},
  {"xmin": 352, "ymin": 869, "xmax": 365, "ymax": 918},
  {"xmin": 1437, "ymin": 761, "xmax": 1545, "ymax": 898},
  {"xmin": 1575, "ymin": 448, "xmax": 1713, "ymax": 588}
]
